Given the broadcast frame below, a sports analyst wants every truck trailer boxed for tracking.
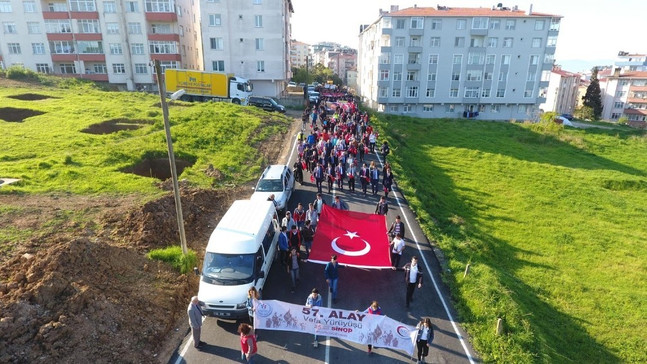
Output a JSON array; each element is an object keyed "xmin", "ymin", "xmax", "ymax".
[{"xmin": 165, "ymin": 69, "xmax": 253, "ymax": 105}]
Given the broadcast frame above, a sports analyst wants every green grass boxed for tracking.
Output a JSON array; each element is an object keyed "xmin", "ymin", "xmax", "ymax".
[
  {"xmin": 0, "ymin": 84, "xmax": 290, "ymax": 195},
  {"xmin": 374, "ymin": 115, "xmax": 647, "ymax": 363},
  {"xmin": 147, "ymin": 246, "xmax": 198, "ymax": 274}
]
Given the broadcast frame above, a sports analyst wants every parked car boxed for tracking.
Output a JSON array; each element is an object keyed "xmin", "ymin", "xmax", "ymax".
[
  {"xmin": 250, "ymin": 164, "xmax": 295, "ymax": 213},
  {"xmin": 308, "ymin": 91, "xmax": 320, "ymax": 104},
  {"xmin": 248, "ymin": 96, "xmax": 286, "ymax": 113},
  {"xmin": 560, "ymin": 113, "xmax": 574, "ymax": 121}
]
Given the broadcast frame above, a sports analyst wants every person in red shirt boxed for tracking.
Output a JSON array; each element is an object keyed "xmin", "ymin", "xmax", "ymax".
[
  {"xmin": 293, "ymin": 202, "xmax": 306, "ymax": 229},
  {"xmin": 238, "ymin": 323, "xmax": 257, "ymax": 363}
]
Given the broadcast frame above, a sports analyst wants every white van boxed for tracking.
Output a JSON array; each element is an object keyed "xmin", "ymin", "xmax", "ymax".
[{"xmin": 196, "ymin": 200, "xmax": 279, "ymax": 318}]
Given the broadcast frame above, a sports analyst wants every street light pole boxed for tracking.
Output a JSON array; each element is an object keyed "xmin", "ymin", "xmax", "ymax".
[{"xmin": 153, "ymin": 60, "xmax": 188, "ymax": 255}]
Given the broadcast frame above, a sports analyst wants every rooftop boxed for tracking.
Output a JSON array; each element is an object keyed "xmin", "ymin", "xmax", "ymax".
[{"xmin": 388, "ymin": 6, "xmax": 561, "ymax": 18}]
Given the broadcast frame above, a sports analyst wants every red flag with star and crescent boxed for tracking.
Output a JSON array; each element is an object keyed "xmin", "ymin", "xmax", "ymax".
[{"xmin": 308, "ymin": 205, "xmax": 392, "ymax": 269}]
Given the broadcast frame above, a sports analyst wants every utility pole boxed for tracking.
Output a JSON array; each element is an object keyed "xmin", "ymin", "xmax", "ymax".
[{"xmin": 153, "ymin": 60, "xmax": 189, "ymax": 255}]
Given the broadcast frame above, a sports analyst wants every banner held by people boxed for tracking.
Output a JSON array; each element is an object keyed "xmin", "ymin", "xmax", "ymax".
[
  {"xmin": 254, "ymin": 299, "xmax": 416, "ymax": 355},
  {"xmin": 308, "ymin": 205, "xmax": 391, "ymax": 269}
]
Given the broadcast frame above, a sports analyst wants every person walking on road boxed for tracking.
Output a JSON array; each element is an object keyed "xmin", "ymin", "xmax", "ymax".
[
  {"xmin": 301, "ymin": 220, "xmax": 315, "ymax": 255},
  {"xmin": 375, "ymin": 195, "xmax": 389, "ymax": 216},
  {"xmin": 390, "ymin": 233, "xmax": 405, "ymax": 268},
  {"xmin": 415, "ymin": 317, "xmax": 434, "ymax": 364},
  {"xmin": 238, "ymin": 323, "xmax": 258, "ymax": 363},
  {"xmin": 289, "ymin": 248, "xmax": 302, "ymax": 293},
  {"xmin": 332, "ymin": 195, "xmax": 349, "ymax": 210},
  {"xmin": 324, "ymin": 255, "xmax": 340, "ymax": 303},
  {"xmin": 388, "ymin": 215, "xmax": 405, "ymax": 239},
  {"xmin": 305, "ymin": 288, "xmax": 323, "ymax": 347},
  {"xmin": 187, "ymin": 296, "xmax": 205, "ymax": 349},
  {"xmin": 382, "ymin": 167, "xmax": 394, "ymax": 198},
  {"xmin": 400, "ymin": 256, "xmax": 423, "ymax": 308},
  {"xmin": 369, "ymin": 161, "xmax": 380, "ymax": 195},
  {"xmin": 359, "ymin": 163, "xmax": 369, "ymax": 195},
  {"xmin": 313, "ymin": 193, "xmax": 326, "ymax": 216},
  {"xmin": 313, "ymin": 163, "xmax": 324, "ymax": 194},
  {"xmin": 306, "ymin": 203, "xmax": 318, "ymax": 231},
  {"xmin": 361, "ymin": 301, "xmax": 383, "ymax": 354},
  {"xmin": 246, "ymin": 287, "xmax": 260, "ymax": 326},
  {"xmin": 278, "ymin": 226, "xmax": 290, "ymax": 270},
  {"xmin": 293, "ymin": 202, "xmax": 306, "ymax": 229}
]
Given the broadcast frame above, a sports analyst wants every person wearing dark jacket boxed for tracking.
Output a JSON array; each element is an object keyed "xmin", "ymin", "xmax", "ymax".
[
  {"xmin": 388, "ymin": 215, "xmax": 405, "ymax": 239},
  {"xmin": 415, "ymin": 317, "xmax": 434, "ymax": 363},
  {"xmin": 375, "ymin": 196, "xmax": 389, "ymax": 216},
  {"xmin": 398, "ymin": 256, "xmax": 423, "ymax": 308}
]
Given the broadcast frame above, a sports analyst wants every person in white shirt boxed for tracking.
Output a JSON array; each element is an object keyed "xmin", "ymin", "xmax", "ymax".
[
  {"xmin": 398, "ymin": 256, "xmax": 423, "ymax": 308},
  {"xmin": 415, "ymin": 317, "xmax": 434, "ymax": 363},
  {"xmin": 390, "ymin": 233, "xmax": 405, "ymax": 268}
]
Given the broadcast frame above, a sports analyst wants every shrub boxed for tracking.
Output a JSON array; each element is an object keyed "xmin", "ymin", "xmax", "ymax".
[
  {"xmin": 5, "ymin": 66, "xmax": 40, "ymax": 81},
  {"xmin": 147, "ymin": 246, "xmax": 198, "ymax": 274}
]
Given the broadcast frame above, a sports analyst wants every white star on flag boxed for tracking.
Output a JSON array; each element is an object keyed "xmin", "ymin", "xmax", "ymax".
[{"xmin": 344, "ymin": 231, "xmax": 359, "ymax": 239}]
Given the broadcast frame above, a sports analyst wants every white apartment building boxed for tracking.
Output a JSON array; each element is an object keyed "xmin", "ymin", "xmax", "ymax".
[
  {"xmin": 290, "ymin": 39, "xmax": 308, "ymax": 68},
  {"xmin": 0, "ymin": 0, "xmax": 201, "ymax": 90},
  {"xmin": 599, "ymin": 52, "xmax": 647, "ymax": 123},
  {"xmin": 358, "ymin": 5, "xmax": 561, "ymax": 120},
  {"xmin": 539, "ymin": 65, "xmax": 580, "ymax": 115},
  {"xmin": 200, "ymin": 0, "xmax": 293, "ymax": 97}
]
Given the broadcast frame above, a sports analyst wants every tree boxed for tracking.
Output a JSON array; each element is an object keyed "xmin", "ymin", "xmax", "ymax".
[
  {"xmin": 582, "ymin": 67, "xmax": 603, "ymax": 120},
  {"xmin": 575, "ymin": 106, "xmax": 595, "ymax": 121}
]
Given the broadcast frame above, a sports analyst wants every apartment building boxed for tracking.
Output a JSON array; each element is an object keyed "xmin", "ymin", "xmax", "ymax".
[
  {"xmin": 325, "ymin": 47, "xmax": 356, "ymax": 80},
  {"xmin": 539, "ymin": 65, "xmax": 580, "ymax": 115},
  {"xmin": 200, "ymin": 0, "xmax": 293, "ymax": 97},
  {"xmin": 599, "ymin": 52, "xmax": 647, "ymax": 123},
  {"xmin": 289, "ymin": 39, "xmax": 308, "ymax": 68},
  {"xmin": 0, "ymin": 0, "xmax": 201, "ymax": 90},
  {"xmin": 358, "ymin": 4, "xmax": 561, "ymax": 120}
]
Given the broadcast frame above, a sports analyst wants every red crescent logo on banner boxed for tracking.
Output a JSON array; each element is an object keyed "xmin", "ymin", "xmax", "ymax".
[{"xmin": 331, "ymin": 231, "xmax": 371, "ymax": 256}]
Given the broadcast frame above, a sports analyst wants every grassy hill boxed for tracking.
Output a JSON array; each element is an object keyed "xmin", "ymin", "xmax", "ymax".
[{"xmin": 375, "ymin": 115, "xmax": 647, "ymax": 363}]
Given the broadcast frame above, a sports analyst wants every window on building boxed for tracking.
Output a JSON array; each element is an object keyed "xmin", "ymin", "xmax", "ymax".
[
  {"xmin": 395, "ymin": 37, "xmax": 404, "ymax": 47},
  {"xmin": 131, "ymin": 43, "xmax": 145, "ymax": 54},
  {"xmin": 481, "ymin": 88, "xmax": 490, "ymax": 97},
  {"xmin": 393, "ymin": 72, "xmax": 402, "ymax": 81},
  {"xmin": 496, "ymin": 89, "xmax": 505, "ymax": 97},
  {"xmin": 411, "ymin": 17, "xmax": 424, "ymax": 29},
  {"xmin": 159, "ymin": 61, "xmax": 178, "ymax": 70},
  {"xmin": 503, "ymin": 37, "xmax": 513, "ymax": 48},
  {"xmin": 486, "ymin": 54, "xmax": 495, "ymax": 64},
  {"xmin": 392, "ymin": 88, "xmax": 401, "ymax": 97},
  {"xmin": 255, "ymin": 15, "xmax": 262, "ymax": 27},
  {"xmin": 3, "ymin": 22, "xmax": 17, "ymax": 34},
  {"xmin": 406, "ymin": 86, "xmax": 418, "ymax": 97},
  {"xmin": 484, "ymin": 71, "xmax": 492, "ymax": 80},
  {"xmin": 491, "ymin": 104, "xmax": 501, "ymax": 112},
  {"xmin": 394, "ymin": 54, "xmax": 403, "ymax": 64},
  {"xmin": 382, "ymin": 17, "xmax": 391, "ymax": 29},
  {"xmin": 454, "ymin": 37, "xmax": 465, "ymax": 47},
  {"xmin": 403, "ymin": 104, "xmax": 412, "ymax": 113},
  {"xmin": 27, "ymin": 22, "xmax": 40, "ymax": 34},
  {"xmin": 487, "ymin": 37, "xmax": 498, "ymax": 48},
  {"xmin": 45, "ymin": 20, "xmax": 71, "ymax": 33},
  {"xmin": 472, "ymin": 17, "xmax": 488, "ymax": 29},
  {"xmin": 36, "ymin": 63, "xmax": 50, "ymax": 73},
  {"xmin": 103, "ymin": 1, "xmax": 115, "ymax": 12},
  {"xmin": 145, "ymin": 0, "xmax": 172, "ymax": 12},
  {"xmin": 0, "ymin": 1, "xmax": 12, "ymax": 12},
  {"xmin": 446, "ymin": 104, "xmax": 455, "ymax": 112},
  {"xmin": 467, "ymin": 70, "xmax": 482, "ymax": 81},
  {"xmin": 134, "ymin": 63, "xmax": 148, "ymax": 74},
  {"xmin": 544, "ymin": 54, "xmax": 554, "ymax": 64},
  {"xmin": 550, "ymin": 18, "xmax": 560, "ymax": 31},
  {"xmin": 106, "ymin": 23, "xmax": 119, "ymax": 34},
  {"xmin": 112, "ymin": 63, "xmax": 125, "ymax": 74},
  {"xmin": 406, "ymin": 71, "xmax": 418, "ymax": 81},
  {"xmin": 23, "ymin": 1, "xmax": 36, "ymax": 12},
  {"xmin": 395, "ymin": 19, "xmax": 405, "ymax": 29},
  {"xmin": 109, "ymin": 43, "xmax": 122, "ymax": 54},
  {"xmin": 453, "ymin": 54, "xmax": 463, "ymax": 64},
  {"xmin": 149, "ymin": 41, "xmax": 177, "ymax": 53},
  {"xmin": 31, "ymin": 43, "xmax": 45, "ymax": 54},
  {"xmin": 209, "ymin": 14, "xmax": 221, "ymax": 26},
  {"xmin": 427, "ymin": 73, "xmax": 436, "ymax": 81},
  {"xmin": 409, "ymin": 36, "xmax": 421, "ymax": 47},
  {"xmin": 77, "ymin": 40, "xmax": 102, "ymax": 53},
  {"xmin": 408, "ymin": 53, "xmax": 420, "ymax": 64},
  {"xmin": 389, "ymin": 105, "xmax": 399, "ymax": 112},
  {"xmin": 468, "ymin": 53, "xmax": 484, "ymax": 65},
  {"xmin": 526, "ymin": 72, "xmax": 535, "ymax": 81},
  {"xmin": 431, "ymin": 19, "xmax": 441, "ymax": 30},
  {"xmin": 456, "ymin": 19, "xmax": 466, "ymax": 30},
  {"xmin": 379, "ymin": 87, "xmax": 388, "ymax": 98},
  {"xmin": 425, "ymin": 88, "xmax": 435, "ymax": 97},
  {"xmin": 451, "ymin": 72, "xmax": 460, "ymax": 81},
  {"xmin": 531, "ymin": 38, "xmax": 542, "ymax": 48},
  {"xmin": 50, "ymin": 41, "xmax": 74, "ymax": 53},
  {"xmin": 613, "ymin": 101, "xmax": 624, "ymax": 108},
  {"xmin": 429, "ymin": 37, "xmax": 440, "ymax": 47},
  {"xmin": 534, "ymin": 20, "xmax": 545, "ymax": 31},
  {"xmin": 547, "ymin": 36, "xmax": 557, "ymax": 47},
  {"xmin": 423, "ymin": 104, "xmax": 433, "ymax": 111},
  {"xmin": 377, "ymin": 69, "xmax": 389, "ymax": 81},
  {"xmin": 489, "ymin": 19, "xmax": 500, "ymax": 29},
  {"xmin": 77, "ymin": 19, "xmax": 100, "ymax": 33},
  {"xmin": 151, "ymin": 23, "xmax": 171, "ymax": 33},
  {"xmin": 464, "ymin": 87, "xmax": 479, "ymax": 98},
  {"xmin": 255, "ymin": 38, "xmax": 264, "ymax": 50},
  {"xmin": 530, "ymin": 55, "xmax": 539, "ymax": 65},
  {"xmin": 380, "ymin": 53, "xmax": 390, "ymax": 64},
  {"xmin": 210, "ymin": 37, "xmax": 223, "ymax": 50},
  {"xmin": 128, "ymin": 22, "xmax": 141, "ymax": 34},
  {"xmin": 470, "ymin": 37, "xmax": 483, "ymax": 47},
  {"xmin": 428, "ymin": 54, "xmax": 438, "ymax": 64},
  {"xmin": 523, "ymin": 89, "xmax": 533, "ymax": 97},
  {"xmin": 69, "ymin": 0, "xmax": 96, "ymax": 11},
  {"xmin": 126, "ymin": 1, "xmax": 138, "ymax": 12},
  {"xmin": 59, "ymin": 63, "xmax": 76, "ymax": 74},
  {"xmin": 502, "ymin": 55, "xmax": 511, "ymax": 65},
  {"xmin": 611, "ymin": 113, "xmax": 622, "ymax": 119},
  {"xmin": 505, "ymin": 20, "xmax": 516, "ymax": 30},
  {"xmin": 91, "ymin": 63, "xmax": 106, "ymax": 73},
  {"xmin": 449, "ymin": 88, "xmax": 458, "ymax": 97},
  {"xmin": 499, "ymin": 72, "xmax": 507, "ymax": 81},
  {"xmin": 615, "ymin": 91, "xmax": 626, "ymax": 97}
]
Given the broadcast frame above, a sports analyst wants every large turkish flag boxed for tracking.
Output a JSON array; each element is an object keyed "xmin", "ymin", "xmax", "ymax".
[{"xmin": 308, "ymin": 205, "xmax": 392, "ymax": 269}]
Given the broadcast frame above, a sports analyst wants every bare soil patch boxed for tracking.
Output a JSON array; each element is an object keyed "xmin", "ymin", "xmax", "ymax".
[
  {"xmin": 81, "ymin": 118, "xmax": 154, "ymax": 135},
  {"xmin": 0, "ymin": 111, "xmax": 294, "ymax": 363},
  {"xmin": 7, "ymin": 93, "xmax": 57, "ymax": 101},
  {"xmin": 121, "ymin": 157, "xmax": 195, "ymax": 181},
  {"xmin": 0, "ymin": 107, "xmax": 45, "ymax": 123}
]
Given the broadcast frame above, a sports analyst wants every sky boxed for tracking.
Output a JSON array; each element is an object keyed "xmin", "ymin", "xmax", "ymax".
[{"xmin": 290, "ymin": 0, "xmax": 647, "ymax": 73}]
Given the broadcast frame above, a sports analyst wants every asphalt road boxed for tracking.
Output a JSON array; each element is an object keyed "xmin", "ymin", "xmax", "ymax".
[{"xmin": 170, "ymin": 120, "xmax": 479, "ymax": 364}]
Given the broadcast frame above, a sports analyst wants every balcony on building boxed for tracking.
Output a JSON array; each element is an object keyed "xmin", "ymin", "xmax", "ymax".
[
  {"xmin": 145, "ymin": 0, "xmax": 178, "ymax": 22},
  {"xmin": 75, "ymin": 33, "xmax": 102, "ymax": 41},
  {"xmin": 406, "ymin": 62, "xmax": 421, "ymax": 71},
  {"xmin": 148, "ymin": 33, "xmax": 180, "ymax": 42},
  {"xmin": 70, "ymin": 11, "xmax": 99, "ymax": 19},
  {"xmin": 408, "ymin": 28, "xmax": 423, "ymax": 36},
  {"xmin": 41, "ymin": 0, "xmax": 69, "ymax": 18},
  {"xmin": 150, "ymin": 54, "xmax": 181, "ymax": 62},
  {"xmin": 380, "ymin": 46, "xmax": 391, "ymax": 53},
  {"xmin": 82, "ymin": 73, "xmax": 109, "ymax": 81},
  {"xmin": 47, "ymin": 33, "xmax": 74, "ymax": 41},
  {"xmin": 470, "ymin": 28, "xmax": 488, "ymax": 36}
]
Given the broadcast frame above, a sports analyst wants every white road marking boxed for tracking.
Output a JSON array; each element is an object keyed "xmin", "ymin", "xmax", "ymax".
[
  {"xmin": 173, "ymin": 316, "xmax": 206, "ymax": 364},
  {"xmin": 375, "ymin": 153, "xmax": 476, "ymax": 364}
]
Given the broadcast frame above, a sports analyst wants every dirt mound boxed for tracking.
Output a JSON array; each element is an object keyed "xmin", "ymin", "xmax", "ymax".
[
  {"xmin": 121, "ymin": 158, "xmax": 195, "ymax": 181},
  {"xmin": 81, "ymin": 119, "xmax": 153, "ymax": 135},
  {"xmin": 7, "ymin": 93, "xmax": 57, "ymax": 101},
  {"xmin": 0, "ymin": 107, "xmax": 45, "ymax": 122}
]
